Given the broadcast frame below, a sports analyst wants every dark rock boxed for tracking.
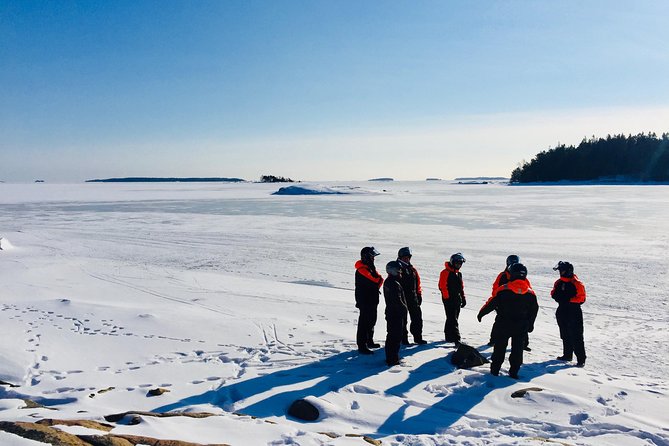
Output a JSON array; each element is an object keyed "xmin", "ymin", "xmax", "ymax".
[
  {"xmin": 21, "ymin": 399, "xmax": 57, "ymax": 410},
  {"xmin": 0, "ymin": 421, "xmax": 90, "ymax": 445},
  {"xmin": 450, "ymin": 343, "xmax": 489, "ymax": 369},
  {"xmin": 105, "ymin": 411, "xmax": 218, "ymax": 423},
  {"xmin": 345, "ymin": 434, "xmax": 382, "ymax": 445},
  {"xmin": 147, "ymin": 387, "xmax": 170, "ymax": 397},
  {"xmin": 511, "ymin": 387, "xmax": 544, "ymax": 398},
  {"xmin": 287, "ymin": 399, "xmax": 319, "ymax": 421},
  {"xmin": 36, "ymin": 418, "xmax": 114, "ymax": 431}
]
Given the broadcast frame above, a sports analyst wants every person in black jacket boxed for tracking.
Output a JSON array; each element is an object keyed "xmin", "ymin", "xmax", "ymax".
[
  {"xmin": 438, "ymin": 253, "xmax": 467, "ymax": 345},
  {"xmin": 397, "ymin": 247, "xmax": 427, "ymax": 345},
  {"xmin": 383, "ymin": 261, "xmax": 408, "ymax": 366},
  {"xmin": 355, "ymin": 247, "xmax": 384, "ymax": 355},
  {"xmin": 477, "ymin": 263, "xmax": 538, "ymax": 379},
  {"xmin": 487, "ymin": 255, "xmax": 532, "ymax": 352},
  {"xmin": 551, "ymin": 261, "xmax": 587, "ymax": 367}
]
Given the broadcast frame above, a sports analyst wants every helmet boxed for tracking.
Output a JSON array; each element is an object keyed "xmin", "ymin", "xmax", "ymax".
[
  {"xmin": 553, "ymin": 261, "xmax": 574, "ymax": 277},
  {"xmin": 398, "ymin": 247, "xmax": 412, "ymax": 258},
  {"xmin": 508, "ymin": 262, "xmax": 527, "ymax": 280},
  {"xmin": 449, "ymin": 252, "xmax": 466, "ymax": 266},
  {"xmin": 386, "ymin": 261, "xmax": 402, "ymax": 276},
  {"xmin": 360, "ymin": 246, "xmax": 380, "ymax": 262},
  {"xmin": 506, "ymin": 254, "xmax": 520, "ymax": 268}
]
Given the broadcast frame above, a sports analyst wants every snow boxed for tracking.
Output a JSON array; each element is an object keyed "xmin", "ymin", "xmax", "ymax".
[
  {"xmin": 272, "ymin": 184, "xmax": 366, "ymax": 195},
  {"xmin": 1, "ymin": 181, "xmax": 668, "ymax": 446}
]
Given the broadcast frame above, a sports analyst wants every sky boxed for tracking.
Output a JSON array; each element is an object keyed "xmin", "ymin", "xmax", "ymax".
[{"xmin": 1, "ymin": 0, "xmax": 669, "ymax": 183}]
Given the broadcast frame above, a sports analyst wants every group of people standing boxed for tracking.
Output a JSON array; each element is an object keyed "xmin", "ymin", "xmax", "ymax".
[{"xmin": 354, "ymin": 247, "xmax": 587, "ymax": 378}]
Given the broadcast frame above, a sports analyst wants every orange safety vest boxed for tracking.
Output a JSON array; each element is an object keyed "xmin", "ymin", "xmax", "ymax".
[
  {"xmin": 551, "ymin": 275, "xmax": 586, "ymax": 304},
  {"xmin": 355, "ymin": 260, "xmax": 384, "ymax": 288},
  {"xmin": 438, "ymin": 262, "xmax": 463, "ymax": 300}
]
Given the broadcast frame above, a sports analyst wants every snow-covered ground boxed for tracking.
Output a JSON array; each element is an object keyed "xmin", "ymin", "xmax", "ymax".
[{"xmin": 0, "ymin": 181, "xmax": 667, "ymax": 445}]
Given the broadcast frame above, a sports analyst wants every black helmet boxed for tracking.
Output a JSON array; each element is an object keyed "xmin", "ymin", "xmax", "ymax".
[
  {"xmin": 506, "ymin": 254, "xmax": 520, "ymax": 268},
  {"xmin": 398, "ymin": 247, "xmax": 412, "ymax": 258},
  {"xmin": 386, "ymin": 260, "xmax": 402, "ymax": 276},
  {"xmin": 360, "ymin": 246, "xmax": 380, "ymax": 263},
  {"xmin": 508, "ymin": 262, "xmax": 527, "ymax": 280},
  {"xmin": 449, "ymin": 252, "xmax": 466, "ymax": 266},
  {"xmin": 553, "ymin": 261, "xmax": 574, "ymax": 277}
]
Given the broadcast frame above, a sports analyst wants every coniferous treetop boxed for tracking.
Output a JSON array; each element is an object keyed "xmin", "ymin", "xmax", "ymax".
[{"xmin": 510, "ymin": 132, "xmax": 669, "ymax": 183}]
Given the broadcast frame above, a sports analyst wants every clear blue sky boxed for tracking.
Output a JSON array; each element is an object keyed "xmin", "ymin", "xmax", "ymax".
[{"xmin": 1, "ymin": 0, "xmax": 668, "ymax": 182}]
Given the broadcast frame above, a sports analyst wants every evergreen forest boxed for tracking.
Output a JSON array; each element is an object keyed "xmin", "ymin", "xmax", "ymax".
[{"xmin": 510, "ymin": 133, "xmax": 669, "ymax": 183}]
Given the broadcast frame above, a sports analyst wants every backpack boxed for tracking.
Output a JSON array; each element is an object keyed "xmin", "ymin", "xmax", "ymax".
[{"xmin": 450, "ymin": 343, "xmax": 489, "ymax": 369}]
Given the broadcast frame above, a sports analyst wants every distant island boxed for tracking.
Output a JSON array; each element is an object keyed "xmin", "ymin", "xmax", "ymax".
[
  {"xmin": 368, "ymin": 177, "xmax": 394, "ymax": 182},
  {"xmin": 454, "ymin": 177, "xmax": 509, "ymax": 181},
  {"xmin": 86, "ymin": 177, "xmax": 246, "ymax": 183},
  {"xmin": 511, "ymin": 132, "xmax": 669, "ymax": 183},
  {"xmin": 259, "ymin": 175, "xmax": 295, "ymax": 183}
]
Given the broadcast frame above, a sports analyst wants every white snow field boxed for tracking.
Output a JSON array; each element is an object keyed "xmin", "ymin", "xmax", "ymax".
[{"xmin": 0, "ymin": 181, "xmax": 667, "ymax": 446}]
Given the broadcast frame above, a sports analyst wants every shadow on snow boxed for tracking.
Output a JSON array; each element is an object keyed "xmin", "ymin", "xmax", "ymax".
[{"xmin": 153, "ymin": 343, "xmax": 568, "ymax": 436}]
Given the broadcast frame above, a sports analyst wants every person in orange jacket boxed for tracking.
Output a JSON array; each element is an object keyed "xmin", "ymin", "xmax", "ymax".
[
  {"xmin": 551, "ymin": 261, "xmax": 587, "ymax": 367},
  {"xmin": 355, "ymin": 247, "xmax": 384, "ymax": 355},
  {"xmin": 478, "ymin": 263, "xmax": 538, "ymax": 379},
  {"xmin": 488, "ymin": 255, "xmax": 532, "ymax": 351},
  {"xmin": 438, "ymin": 253, "xmax": 466, "ymax": 345}
]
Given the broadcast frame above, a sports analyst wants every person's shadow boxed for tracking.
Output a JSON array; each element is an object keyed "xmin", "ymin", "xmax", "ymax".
[
  {"xmin": 377, "ymin": 349, "xmax": 566, "ymax": 435},
  {"xmin": 154, "ymin": 343, "xmax": 567, "ymax": 436},
  {"xmin": 153, "ymin": 345, "xmax": 429, "ymax": 416}
]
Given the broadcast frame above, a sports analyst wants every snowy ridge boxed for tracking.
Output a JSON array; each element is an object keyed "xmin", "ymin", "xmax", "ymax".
[{"xmin": 272, "ymin": 184, "xmax": 370, "ymax": 195}]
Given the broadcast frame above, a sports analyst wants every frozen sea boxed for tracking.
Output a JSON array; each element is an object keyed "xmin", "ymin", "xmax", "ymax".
[{"xmin": 1, "ymin": 181, "xmax": 668, "ymax": 445}]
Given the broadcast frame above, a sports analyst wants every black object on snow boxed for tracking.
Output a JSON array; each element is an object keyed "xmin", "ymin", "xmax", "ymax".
[
  {"xmin": 450, "ymin": 343, "xmax": 489, "ymax": 369},
  {"xmin": 287, "ymin": 399, "xmax": 320, "ymax": 421}
]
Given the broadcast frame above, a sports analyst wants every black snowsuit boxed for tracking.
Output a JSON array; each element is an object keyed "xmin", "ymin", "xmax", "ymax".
[
  {"xmin": 383, "ymin": 276, "xmax": 408, "ymax": 365},
  {"xmin": 551, "ymin": 275, "xmax": 586, "ymax": 364},
  {"xmin": 439, "ymin": 263, "xmax": 465, "ymax": 343},
  {"xmin": 398, "ymin": 260, "xmax": 424, "ymax": 343},
  {"xmin": 355, "ymin": 260, "xmax": 383, "ymax": 350},
  {"xmin": 489, "ymin": 271, "xmax": 531, "ymax": 349},
  {"xmin": 478, "ymin": 279, "xmax": 538, "ymax": 377}
]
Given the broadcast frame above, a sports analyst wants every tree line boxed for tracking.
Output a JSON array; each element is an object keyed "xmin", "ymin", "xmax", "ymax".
[{"xmin": 510, "ymin": 132, "xmax": 669, "ymax": 183}]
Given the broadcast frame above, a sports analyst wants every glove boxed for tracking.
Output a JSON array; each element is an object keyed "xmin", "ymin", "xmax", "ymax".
[
  {"xmin": 460, "ymin": 298, "xmax": 466, "ymax": 308},
  {"xmin": 417, "ymin": 294, "xmax": 422, "ymax": 306},
  {"xmin": 528, "ymin": 325, "xmax": 534, "ymax": 333},
  {"xmin": 477, "ymin": 314, "xmax": 482, "ymax": 322}
]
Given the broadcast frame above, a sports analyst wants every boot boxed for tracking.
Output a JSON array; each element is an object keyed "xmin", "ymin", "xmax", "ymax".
[
  {"xmin": 415, "ymin": 338, "xmax": 428, "ymax": 345},
  {"xmin": 367, "ymin": 342, "xmax": 381, "ymax": 349},
  {"xmin": 358, "ymin": 347, "xmax": 374, "ymax": 355}
]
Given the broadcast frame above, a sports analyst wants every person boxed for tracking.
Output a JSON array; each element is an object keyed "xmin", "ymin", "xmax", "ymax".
[
  {"xmin": 397, "ymin": 247, "xmax": 427, "ymax": 345},
  {"xmin": 551, "ymin": 261, "xmax": 587, "ymax": 367},
  {"xmin": 487, "ymin": 255, "xmax": 532, "ymax": 351},
  {"xmin": 383, "ymin": 260, "xmax": 409, "ymax": 366},
  {"xmin": 438, "ymin": 252, "xmax": 467, "ymax": 345},
  {"xmin": 477, "ymin": 263, "xmax": 538, "ymax": 379},
  {"xmin": 354, "ymin": 247, "xmax": 384, "ymax": 354}
]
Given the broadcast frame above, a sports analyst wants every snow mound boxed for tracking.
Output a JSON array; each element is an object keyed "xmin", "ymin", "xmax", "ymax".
[
  {"xmin": 272, "ymin": 184, "xmax": 360, "ymax": 195},
  {"xmin": 0, "ymin": 237, "xmax": 15, "ymax": 250}
]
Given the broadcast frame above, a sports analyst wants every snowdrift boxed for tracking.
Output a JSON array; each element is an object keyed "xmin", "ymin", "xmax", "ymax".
[
  {"xmin": 272, "ymin": 184, "xmax": 361, "ymax": 195},
  {"xmin": 0, "ymin": 237, "xmax": 15, "ymax": 250}
]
